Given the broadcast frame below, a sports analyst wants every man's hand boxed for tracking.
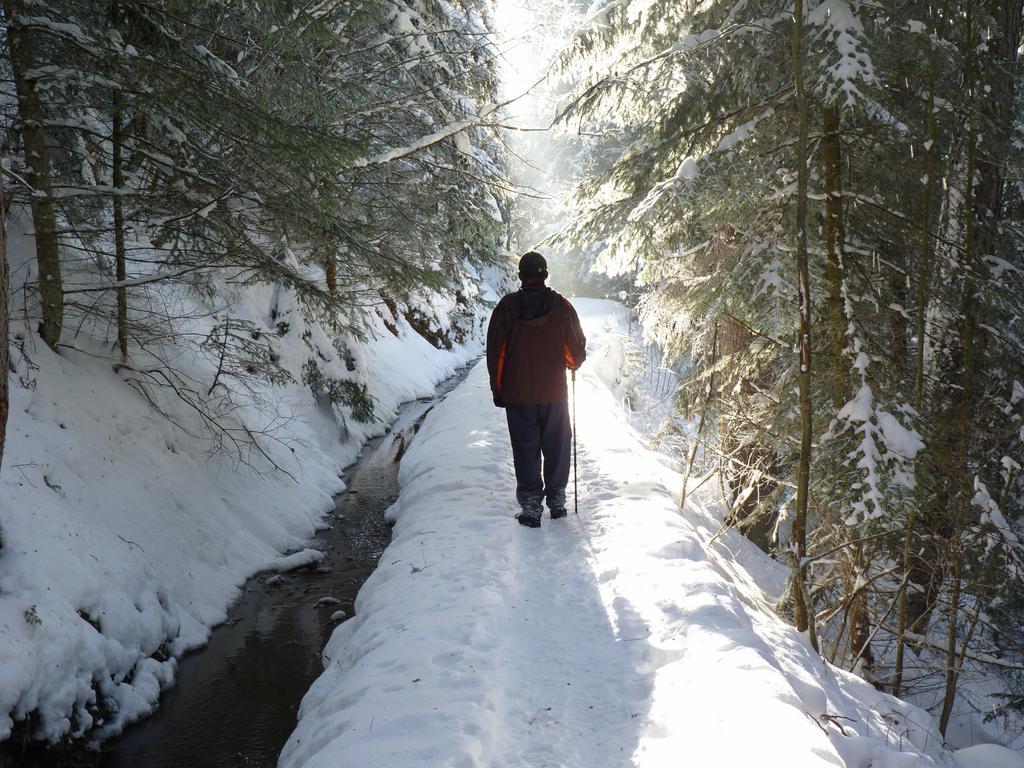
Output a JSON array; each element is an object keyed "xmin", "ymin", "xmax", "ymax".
[{"xmin": 493, "ymin": 393, "xmax": 505, "ymax": 408}]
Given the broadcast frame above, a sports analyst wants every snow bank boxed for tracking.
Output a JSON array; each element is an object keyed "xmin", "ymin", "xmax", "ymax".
[
  {"xmin": 281, "ymin": 299, "xmax": 953, "ymax": 768},
  {"xmin": 0, "ymin": 221, "xmax": 502, "ymax": 743},
  {"xmin": 954, "ymin": 744, "xmax": 1024, "ymax": 768}
]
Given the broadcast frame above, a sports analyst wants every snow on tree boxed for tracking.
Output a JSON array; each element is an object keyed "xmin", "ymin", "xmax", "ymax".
[{"xmin": 551, "ymin": 0, "xmax": 1024, "ymax": 737}]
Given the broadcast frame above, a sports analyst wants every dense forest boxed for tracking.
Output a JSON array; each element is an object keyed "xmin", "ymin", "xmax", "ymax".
[
  {"xmin": 0, "ymin": 0, "xmax": 507, "ymax": 488},
  {"xmin": 3, "ymin": 0, "xmax": 1024, "ymax": 755},
  {"xmin": 543, "ymin": 0, "xmax": 1024, "ymax": 737}
]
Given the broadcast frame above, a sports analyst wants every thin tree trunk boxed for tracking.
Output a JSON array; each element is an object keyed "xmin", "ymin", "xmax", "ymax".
[
  {"xmin": 110, "ymin": 1, "xmax": 128, "ymax": 360},
  {"xmin": 912, "ymin": 8, "xmax": 943, "ymax": 409},
  {"xmin": 823, "ymin": 103, "xmax": 867, "ymax": 664},
  {"xmin": 892, "ymin": 505, "xmax": 915, "ymax": 696},
  {"xmin": 939, "ymin": 554, "xmax": 963, "ymax": 734},
  {"xmin": 112, "ymin": 89, "xmax": 128, "ymax": 360},
  {"xmin": 822, "ymin": 103, "xmax": 848, "ymax": 407},
  {"xmin": 896, "ymin": 27, "xmax": 939, "ymax": 680},
  {"xmin": 902, "ymin": 83, "xmax": 961, "ymax": 677},
  {"xmin": 791, "ymin": 0, "xmax": 817, "ymax": 652},
  {"xmin": 847, "ymin": 508, "xmax": 873, "ymax": 671},
  {"xmin": 0, "ymin": 150, "xmax": 9, "ymax": 497},
  {"xmin": 719, "ymin": 313, "xmax": 777, "ymax": 551},
  {"xmin": 941, "ymin": 127, "xmax": 976, "ymax": 739},
  {"xmin": 3, "ymin": 0, "xmax": 63, "ymax": 350},
  {"xmin": 680, "ymin": 325, "xmax": 717, "ymax": 513},
  {"xmin": 326, "ymin": 254, "xmax": 337, "ymax": 294},
  {"xmin": 897, "ymin": 28, "xmax": 941, "ymax": 682},
  {"xmin": 941, "ymin": 2, "xmax": 981, "ymax": 730},
  {"xmin": 886, "ymin": 256, "xmax": 909, "ymax": 387}
]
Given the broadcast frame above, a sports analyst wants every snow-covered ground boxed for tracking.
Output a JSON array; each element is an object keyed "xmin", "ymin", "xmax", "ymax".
[
  {"xmin": 281, "ymin": 299, "xmax": 1016, "ymax": 768},
  {"xmin": 0, "ymin": 218, "xmax": 506, "ymax": 743}
]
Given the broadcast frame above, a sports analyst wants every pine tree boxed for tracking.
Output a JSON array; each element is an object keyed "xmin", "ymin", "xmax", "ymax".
[
  {"xmin": 2, "ymin": 0, "xmax": 62, "ymax": 350},
  {"xmin": 555, "ymin": 0, "xmax": 1024, "ymax": 727},
  {"xmin": 2, "ymin": 0, "xmax": 507, "ymax": 440}
]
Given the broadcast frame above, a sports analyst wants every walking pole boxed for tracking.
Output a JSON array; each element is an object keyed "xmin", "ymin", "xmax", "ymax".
[{"xmin": 572, "ymin": 368, "xmax": 578, "ymax": 515}]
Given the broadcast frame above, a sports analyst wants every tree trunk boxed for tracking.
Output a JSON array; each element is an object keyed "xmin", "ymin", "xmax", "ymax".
[
  {"xmin": 887, "ymin": 254, "xmax": 909, "ymax": 387},
  {"xmin": 941, "ymin": 0, "xmax": 986, "ymax": 729},
  {"xmin": 112, "ymin": 89, "xmax": 128, "ymax": 360},
  {"xmin": 899, "ymin": 5, "xmax": 950, "ymax": 681},
  {"xmin": 848, "ymin": 551, "xmax": 873, "ymax": 672},
  {"xmin": 0, "ymin": 152, "xmax": 9, "ymax": 503},
  {"xmin": 939, "ymin": 554, "xmax": 963, "ymax": 734},
  {"xmin": 718, "ymin": 314, "xmax": 777, "ymax": 550},
  {"xmin": 791, "ymin": 0, "xmax": 817, "ymax": 652},
  {"xmin": 912, "ymin": 11, "xmax": 942, "ymax": 409},
  {"xmin": 892, "ymin": 510, "xmax": 914, "ymax": 696},
  {"xmin": 897, "ymin": 49, "xmax": 941, "ymax": 675},
  {"xmin": 3, "ymin": 0, "xmax": 63, "ymax": 350},
  {"xmin": 325, "ymin": 254, "xmax": 337, "ymax": 294},
  {"xmin": 718, "ymin": 313, "xmax": 751, "ymax": 506},
  {"xmin": 680, "ymin": 324, "xmax": 717, "ymax": 514},
  {"xmin": 822, "ymin": 103, "xmax": 848, "ymax": 407},
  {"xmin": 823, "ymin": 102, "xmax": 869, "ymax": 664},
  {"xmin": 941, "ymin": 133, "xmax": 976, "ymax": 737}
]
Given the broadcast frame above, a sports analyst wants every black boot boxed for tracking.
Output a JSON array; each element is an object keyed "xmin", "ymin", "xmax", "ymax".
[
  {"xmin": 549, "ymin": 507, "xmax": 567, "ymax": 520},
  {"xmin": 516, "ymin": 512, "xmax": 541, "ymax": 528}
]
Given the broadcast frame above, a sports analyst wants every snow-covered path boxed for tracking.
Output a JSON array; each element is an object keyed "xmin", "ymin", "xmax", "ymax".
[
  {"xmin": 490, "ymin": 498, "xmax": 647, "ymax": 766},
  {"xmin": 279, "ymin": 300, "xmax": 954, "ymax": 768}
]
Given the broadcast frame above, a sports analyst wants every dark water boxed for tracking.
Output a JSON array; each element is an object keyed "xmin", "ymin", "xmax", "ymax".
[{"xmin": 5, "ymin": 364, "xmax": 473, "ymax": 768}]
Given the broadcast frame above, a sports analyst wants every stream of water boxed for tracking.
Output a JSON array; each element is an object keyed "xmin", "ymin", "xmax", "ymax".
[{"xmin": 8, "ymin": 363, "xmax": 474, "ymax": 768}]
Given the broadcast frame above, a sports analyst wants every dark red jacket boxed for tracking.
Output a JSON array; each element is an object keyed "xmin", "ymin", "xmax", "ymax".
[{"xmin": 486, "ymin": 286, "xmax": 587, "ymax": 405}]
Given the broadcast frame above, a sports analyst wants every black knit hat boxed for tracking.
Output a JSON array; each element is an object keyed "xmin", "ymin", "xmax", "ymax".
[{"xmin": 518, "ymin": 251, "xmax": 548, "ymax": 279}]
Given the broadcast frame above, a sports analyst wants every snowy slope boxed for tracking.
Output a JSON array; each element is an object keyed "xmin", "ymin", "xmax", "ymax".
[
  {"xmin": 0, "ymin": 220, "xmax": 505, "ymax": 743},
  {"xmin": 280, "ymin": 299, "xmax": 968, "ymax": 768}
]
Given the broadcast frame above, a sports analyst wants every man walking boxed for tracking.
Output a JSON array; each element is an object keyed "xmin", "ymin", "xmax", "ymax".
[{"xmin": 486, "ymin": 252, "xmax": 587, "ymax": 527}]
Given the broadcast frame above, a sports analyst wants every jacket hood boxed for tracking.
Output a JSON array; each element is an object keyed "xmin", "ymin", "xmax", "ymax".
[{"xmin": 517, "ymin": 286, "xmax": 555, "ymax": 324}]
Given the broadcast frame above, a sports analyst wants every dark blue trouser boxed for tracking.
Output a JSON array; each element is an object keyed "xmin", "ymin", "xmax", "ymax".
[{"xmin": 505, "ymin": 402, "xmax": 571, "ymax": 517}]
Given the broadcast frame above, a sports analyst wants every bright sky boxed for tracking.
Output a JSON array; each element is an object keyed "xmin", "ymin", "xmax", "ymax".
[
  {"xmin": 493, "ymin": 0, "xmax": 544, "ymax": 102},
  {"xmin": 491, "ymin": 0, "xmax": 590, "ymax": 265},
  {"xmin": 492, "ymin": 0, "xmax": 581, "ymax": 118}
]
